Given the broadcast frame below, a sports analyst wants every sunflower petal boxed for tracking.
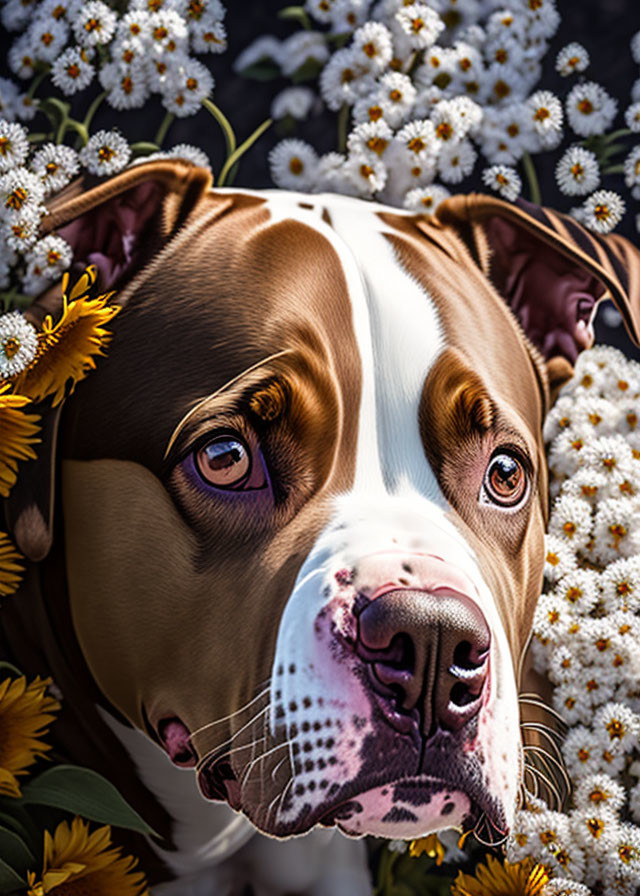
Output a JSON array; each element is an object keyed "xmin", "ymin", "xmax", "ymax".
[
  {"xmin": 0, "ymin": 384, "xmax": 40, "ymax": 499},
  {"xmin": 0, "ymin": 531, "xmax": 25, "ymax": 596}
]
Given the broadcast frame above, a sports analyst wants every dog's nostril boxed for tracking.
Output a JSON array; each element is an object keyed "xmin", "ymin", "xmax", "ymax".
[
  {"xmin": 452, "ymin": 639, "xmax": 490, "ymax": 670},
  {"xmin": 449, "ymin": 681, "xmax": 481, "ymax": 708},
  {"xmin": 158, "ymin": 717, "xmax": 198, "ymax": 768}
]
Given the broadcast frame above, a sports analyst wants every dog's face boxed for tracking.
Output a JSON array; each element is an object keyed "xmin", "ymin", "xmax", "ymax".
[{"xmin": 13, "ymin": 162, "xmax": 640, "ymax": 842}]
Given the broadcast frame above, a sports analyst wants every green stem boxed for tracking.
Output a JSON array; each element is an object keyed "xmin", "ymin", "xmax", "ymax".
[
  {"xmin": 26, "ymin": 67, "xmax": 50, "ymax": 100},
  {"xmin": 130, "ymin": 141, "xmax": 161, "ymax": 155},
  {"xmin": 521, "ymin": 151, "xmax": 541, "ymax": 205},
  {"xmin": 337, "ymin": 103, "xmax": 349, "ymax": 153},
  {"xmin": 603, "ymin": 163, "xmax": 626, "ymax": 174},
  {"xmin": 27, "ymin": 132, "xmax": 49, "ymax": 143},
  {"xmin": 154, "ymin": 112, "xmax": 175, "ymax": 148},
  {"xmin": 604, "ymin": 127, "xmax": 633, "ymax": 143},
  {"xmin": 202, "ymin": 97, "xmax": 237, "ymax": 158},
  {"xmin": 65, "ymin": 118, "xmax": 89, "ymax": 144},
  {"xmin": 82, "ymin": 90, "xmax": 107, "ymax": 134},
  {"xmin": 218, "ymin": 117, "xmax": 272, "ymax": 187}
]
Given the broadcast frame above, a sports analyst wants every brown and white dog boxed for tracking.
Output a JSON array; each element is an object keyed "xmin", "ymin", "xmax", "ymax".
[{"xmin": 3, "ymin": 159, "xmax": 640, "ymax": 895}]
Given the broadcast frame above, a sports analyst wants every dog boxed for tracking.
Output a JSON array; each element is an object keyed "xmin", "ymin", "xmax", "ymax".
[{"xmin": 3, "ymin": 158, "xmax": 640, "ymax": 895}]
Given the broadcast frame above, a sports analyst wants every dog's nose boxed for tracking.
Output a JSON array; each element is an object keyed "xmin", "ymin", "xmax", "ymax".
[{"xmin": 356, "ymin": 589, "xmax": 490, "ymax": 737}]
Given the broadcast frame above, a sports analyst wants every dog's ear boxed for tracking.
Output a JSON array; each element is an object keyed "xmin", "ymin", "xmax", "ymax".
[
  {"xmin": 433, "ymin": 193, "xmax": 640, "ymax": 396},
  {"xmin": 4, "ymin": 160, "xmax": 213, "ymax": 560}
]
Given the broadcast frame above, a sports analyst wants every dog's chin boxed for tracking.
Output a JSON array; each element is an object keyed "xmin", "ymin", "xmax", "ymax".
[{"xmin": 197, "ymin": 758, "xmax": 506, "ymax": 841}]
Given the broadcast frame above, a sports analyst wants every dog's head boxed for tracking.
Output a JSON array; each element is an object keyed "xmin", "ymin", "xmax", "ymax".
[{"xmin": 7, "ymin": 160, "xmax": 640, "ymax": 841}]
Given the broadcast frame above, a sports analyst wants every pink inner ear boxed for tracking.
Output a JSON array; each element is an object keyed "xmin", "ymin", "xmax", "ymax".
[
  {"xmin": 487, "ymin": 216, "xmax": 606, "ymax": 363},
  {"xmin": 58, "ymin": 181, "xmax": 162, "ymax": 290}
]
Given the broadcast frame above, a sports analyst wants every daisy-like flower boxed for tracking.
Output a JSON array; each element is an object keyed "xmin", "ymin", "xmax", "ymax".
[
  {"xmin": 100, "ymin": 62, "xmax": 150, "ymax": 111},
  {"xmin": 623, "ymin": 146, "xmax": 640, "ymax": 198},
  {"xmin": 12, "ymin": 266, "xmax": 120, "ymax": 407},
  {"xmin": 579, "ymin": 190, "xmax": 625, "ymax": 235},
  {"xmin": 527, "ymin": 89, "xmax": 563, "ymax": 147},
  {"xmin": 0, "ymin": 119, "xmax": 28, "ymax": 173},
  {"xmin": 395, "ymin": 3, "xmax": 445, "ymax": 50},
  {"xmin": 1, "ymin": 0, "xmax": 37, "ymax": 32},
  {"xmin": 352, "ymin": 21, "xmax": 393, "ymax": 72},
  {"xmin": 547, "ymin": 642, "xmax": 578, "ymax": 685},
  {"xmin": 593, "ymin": 702, "xmax": 640, "ymax": 752},
  {"xmin": 624, "ymin": 102, "xmax": 640, "ymax": 133},
  {"xmin": 478, "ymin": 104, "xmax": 535, "ymax": 166},
  {"xmin": 30, "ymin": 143, "xmax": 80, "ymax": 196},
  {"xmin": 319, "ymin": 48, "xmax": 372, "ymax": 111},
  {"xmin": 566, "ymin": 81, "xmax": 617, "ymax": 137},
  {"xmin": 149, "ymin": 9, "xmax": 189, "ymax": 55},
  {"xmin": 612, "ymin": 822, "xmax": 640, "ymax": 878},
  {"xmin": 0, "ymin": 531, "xmax": 24, "ymax": 596},
  {"xmin": 403, "ymin": 184, "xmax": 450, "ymax": 212},
  {"xmin": 563, "ymin": 467, "xmax": 609, "ymax": 506},
  {"xmin": 593, "ymin": 496, "xmax": 640, "ymax": 562},
  {"xmin": 554, "ymin": 569, "xmax": 600, "ymax": 615},
  {"xmin": 270, "ymin": 139, "xmax": 318, "ymax": 191},
  {"xmin": 0, "ymin": 167, "xmax": 45, "ymax": 226},
  {"xmin": 437, "ymin": 138, "xmax": 476, "ymax": 183},
  {"xmin": 555, "ymin": 42, "xmax": 590, "ymax": 76},
  {"xmin": 314, "ymin": 151, "xmax": 357, "ymax": 194},
  {"xmin": 79, "ymin": 129, "xmax": 131, "ymax": 176},
  {"xmin": 432, "ymin": 98, "xmax": 467, "ymax": 144},
  {"xmin": 50, "ymin": 47, "xmax": 95, "ymax": 95},
  {"xmin": 24, "ymin": 235, "xmax": 73, "ymax": 284},
  {"xmin": 395, "ymin": 118, "xmax": 437, "ymax": 160},
  {"xmin": 233, "ymin": 34, "xmax": 281, "ymax": 73},
  {"xmin": 115, "ymin": 8, "xmax": 152, "ymax": 44},
  {"xmin": 0, "ymin": 675, "xmax": 60, "ymax": 797},
  {"xmin": 572, "ymin": 805, "xmax": 619, "ymax": 854},
  {"xmin": 532, "ymin": 592, "xmax": 573, "ymax": 644},
  {"xmin": 73, "ymin": 0, "xmax": 117, "ymax": 47},
  {"xmin": 562, "ymin": 726, "xmax": 603, "ymax": 779},
  {"xmin": 271, "ymin": 86, "xmax": 315, "ymax": 121},
  {"xmin": 190, "ymin": 17, "xmax": 227, "ymax": 54},
  {"xmin": 29, "ymin": 18, "xmax": 69, "ymax": 64},
  {"xmin": 548, "ymin": 493, "xmax": 592, "ymax": 549},
  {"xmin": 8, "ymin": 35, "xmax": 37, "ymax": 80},
  {"xmin": 4, "ymin": 214, "xmax": 40, "ymax": 252},
  {"xmin": 280, "ymin": 31, "xmax": 330, "ymax": 77},
  {"xmin": 631, "ymin": 30, "xmax": 640, "ymax": 64},
  {"xmin": 543, "ymin": 535, "xmax": 578, "ymax": 584},
  {"xmin": 482, "ymin": 165, "xmax": 522, "ymax": 201},
  {"xmin": 0, "ymin": 310, "xmax": 38, "ymax": 380},
  {"xmin": 541, "ymin": 881, "xmax": 592, "ymax": 895},
  {"xmin": 166, "ymin": 143, "xmax": 211, "ymax": 169},
  {"xmin": 574, "ymin": 773, "xmax": 626, "ymax": 813},
  {"xmin": 600, "ymin": 557, "xmax": 640, "ymax": 613},
  {"xmin": 377, "ymin": 72, "xmax": 417, "ymax": 128},
  {"xmin": 161, "ymin": 58, "xmax": 213, "ymax": 116},
  {"xmin": 451, "ymin": 855, "xmax": 548, "ymax": 896},
  {"xmin": 25, "ymin": 817, "xmax": 148, "ymax": 896},
  {"xmin": 347, "ymin": 119, "xmax": 393, "ymax": 160},
  {"xmin": 544, "ymin": 395, "xmax": 578, "ymax": 442},
  {"xmin": 345, "ymin": 153, "xmax": 388, "ymax": 195}
]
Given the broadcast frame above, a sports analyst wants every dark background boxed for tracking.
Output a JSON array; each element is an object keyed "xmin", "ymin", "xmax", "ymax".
[{"xmin": 2, "ymin": 0, "xmax": 640, "ymax": 353}]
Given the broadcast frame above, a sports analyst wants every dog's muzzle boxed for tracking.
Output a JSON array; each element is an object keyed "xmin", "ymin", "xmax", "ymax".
[{"xmin": 355, "ymin": 587, "xmax": 490, "ymax": 740}]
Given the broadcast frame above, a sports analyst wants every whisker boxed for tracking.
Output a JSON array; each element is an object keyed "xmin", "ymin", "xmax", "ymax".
[
  {"xmin": 195, "ymin": 722, "xmax": 270, "ymax": 774},
  {"xmin": 268, "ymin": 776, "xmax": 294, "ymax": 829},
  {"xmin": 240, "ymin": 739, "xmax": 293, "ymax": 792},
  {"xmin": 189, "ymin": 685, "xmax": 271, "ymax": 739}
]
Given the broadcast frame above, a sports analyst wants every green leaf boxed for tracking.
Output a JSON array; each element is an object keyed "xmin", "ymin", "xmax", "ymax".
[
  {"xmin": 0, "ymin": 826, "xmax": 35, "ymax": 875},
  {"xmin": 290, "ymin": 56, "xmax": 324, "ymax": 83},
  {"xmin": 0, "ymin": 857, "xmax": 25, "ymax": 894},
  {"xmin": 238, "ymin": 60, "xmax": 281, "ymax": 81},
  {"xmin": 0, "ymin": 663, "xmax": 22, "ymax": 679},
  {"xmin": 0, "ymin": 809, "xmax": 39, "ymax": 855},
  {"xmin": 20, "ymin": 766, "xmax": 156, "ymax": 836},
  {"xmin": 278, "ymin": 5, "xmax": 312, "ymax": 28}
]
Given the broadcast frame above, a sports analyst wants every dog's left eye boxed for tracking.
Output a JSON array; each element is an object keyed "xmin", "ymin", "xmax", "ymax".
[
  {"xmin": 483, "ymin": 452, "xmax": 528, "ymax": 508},
  {"xmin": 196, "ymin": 435, "xmax": 251, "ymax": 489}
]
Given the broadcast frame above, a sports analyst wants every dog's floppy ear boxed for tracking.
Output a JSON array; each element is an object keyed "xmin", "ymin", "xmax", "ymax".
[
  {"xmin": 433, "ymin": 193, "xmax": 640, "ymax": 393},
  {"xmin": 4, "ymin": 160, "xmax": 213, "ymax": 560}
]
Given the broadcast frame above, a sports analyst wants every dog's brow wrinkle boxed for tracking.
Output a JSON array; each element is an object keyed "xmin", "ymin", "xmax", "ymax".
[{"xmin": 163, "ymin": 348, "xmax": 296, "ymax": 459}]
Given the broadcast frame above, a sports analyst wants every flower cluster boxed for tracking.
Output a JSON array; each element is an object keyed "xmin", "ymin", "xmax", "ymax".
[
  {"xmin": 508, "ymin": 344, "xmax": 640, "ymax": 895},
  {"xmin": 250, "ymin": 0, "xmax": 638, "ymax": 232}
]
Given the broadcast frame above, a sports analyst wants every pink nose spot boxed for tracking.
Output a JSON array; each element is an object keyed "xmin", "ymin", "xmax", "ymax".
[{"xmin": 158, "ymin": 718, "xmax": 197, "ymax": 768}]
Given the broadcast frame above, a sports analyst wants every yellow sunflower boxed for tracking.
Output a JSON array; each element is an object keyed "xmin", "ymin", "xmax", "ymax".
[
  {"xmin": 12, "ymin": 266, "xmax": 120, "ymax": 407},
  {"xmin": 26, "ymin": 817, "xmax": 149, "ymax": 896},
  {"xmin": 0, "ymin": 530, "xmax": 24, "ymax": 596},
  {"xmin": 409, "ymin": 833, "xmax": 445, "ymax": 864},
  {"xmin": 451, "ymin": 854, "xmax": 549, "ymax": 896},
  {"xmin": 0, "ymin": 675, "xmax": 60, "ymax": 798},
  {"xmin": 0, "ymin": 383, "xmax": 40, "ymax": 498}
]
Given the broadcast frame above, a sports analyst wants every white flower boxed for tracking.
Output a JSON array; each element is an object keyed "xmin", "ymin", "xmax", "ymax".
[
  {"xmin": 148, "ymin": 9, "xmax": 189, "ymax": 55},
  {"xmin": 344, "ymin": 152, "xmax": 387, "ymax": 195},
  {"xmin": 24, "ymin": 235, "xmax": 73, "ymax": 281},
  {"xmin": 319, "ymin": 48, "xmax": 373, "ymax": 111},
  {"xmin": 269, "ymin": 139, "xmax": 318, "ymax": 191},
  {"xmin": 166, "ymin": 144, "xmax": 211, "ymax": 169},
  {"xmin": 632, "ymin": 30, "xmax": 640, "ymax": 64},
  {"xmin": 555, "ymin": 42, "xmax": 589, "ymax": 76},
  {"xmin": 541, "ymin": 880, "xmax": 592, "ymax": 896},
  {"xmin": 524, "ymin": 0, "xmax": 560, "ymax": 40},
  {"xmin": 0, "ymin": 311, "xmax": 38, "ymax": 378},
  {"xmin": 580, "ymin": 190, "xmax": 625, "ymax": 235},
  {"xmin": 51, "ymin": 47, "xmax": 95, "ymax": 95},
  {"xmin": 555, "ymin": 146, "xmax": 600, "ymax": 197},
  {"xmin": 555, "ymin": 569, "xmax": 600, "ymax": 615},
  {"xmin": 347, "ymin": 119, "xmax": 393, "ymax": 160},
  {"xmin": 548, "ymin": 493, "xmax": 593, "ymax": 549},
  {"xmin": 478, "ymin": 103, "xmax": 535, "ymax": 165},
  {"xmin": 403, "ymin": 184, "xmax": 450, "ymax": 212},
  {"xmin": 612, "ymin": 823, "xmax": 640, "ymax": 878},
  {"xmin": 1, "ymin": 0, "xmax": 37, "ymax": 31},
  {"xmin": 431, "ymin": 98, "xmax": 468, "ymax": 144},
  {"xmin": 271, "ymin": 87, "xmax": 315, "ymax": 121},
  {"xmin": 280, "ymin": 31, "xmax": 330, "ymax": 77},
  {"xmin": 0, "ymin": 167, "xmax": 45, "ymax": 222},
  {"xmin": 8, "ymin": 35, "xmax": 37, "ymax": 80},
  {"xmin": 574, "ymin": 773, "xmax": 626, "ymax": 813},
  {"xmin": 624, "ymin": 102, "xmax": 640, "ymax": 133},
  {"xmin": 115, "ymin": 9, "xmax": 152, "ymax": 45},
  {"xmin": 79, "ymin": 130, "xmax": 131, "ymax": 176},
  {"xmin": 0, "ymin": 120, "xmax": 29, "ymax": 174},
  {"xmin": 624, "ymin": 146, "xmax": 640, "ymax": 196},
  {"xmin": 314, "ymin": 152, "xmax": 357, "ymax": 194},
  {"xmin": 562, "ymin": 726, "xmax": 603, "ymax": 779},
  {"xmin": 352, "ymin": 21, "xmax": 393, "ymax": 72},
  {"xmin": 101, "ymin": 62, "xmax": 150, "ymax": 111},
  {"xmin": 601, "ymin": 557, "xmax": 640, "ymax": 613},
  {"xmin": 571, "ymin": 805, "xmax": 620, "ymax": 853},
  {"xmin": 161, "ymin": 58, "xmax": 213, "ymax": 116},
  {"xmin": 329, "ymin": 0, "xmax": 370, "ymax": 33},
  {"xmin": 387, "ymin": 839, "xmax": 408, "ymax": 853},
  {"xmin": 395, "ymin": 3, "xmax": 444, "ymax": 50},
  {"xmin": 30, "ymin": 143, "xmax": 80, "ymax": 196},
  {"xmin": 593, "ymin": 702, "xmax": 640, "ymax": 752},
  {"xmin": 566, "ymin": 82, "xmax": 617, "ymax": 137},
  {"xmin": 543, "ymin": 535, "xmax": 578, "ymax": 584},
  {"xmin": 14, "ymin": 93, "xmax": 37, "ymax": 123},
  {"xmin": 0, "ymin": 78, "xmax": 20, "ymax": 122},
  {"xmin": 190, "ymin": 17, "xmax": 227, "ymax": 54},
  {"xmin": 437, "ymin": 138, "xmax": 476, "ymax": 183},
  {"xmin": 527, "ymin": 89, "xmax": 563, "ymax": 147},
  {"xmin": 73, "ymin": 0, "xmax": 117, "ymax": 47},
  {"xmin": 481, "ymin": 164, "xmax": 521, "ymax": 201},
  {"xmin": 305, "ymin": 0, "xmax": 334, "ymax": 24},
  {"xmin": 395, "ymin": 119, "xmax": 437, "ymax": 160},
  {"xmin": 234, "ymin": 34, "xmax": 281, "ymax": 73},
  {"xmin": 3, "ymin": 213, "xmax": 41, "ymax": 252},
  {"xmin": 377, "ymin": 72, "xmax": 416, "ymax": 127},
  {"xmin": 28, "ymin": 18, "xmax": 69, "ymax": 64}
]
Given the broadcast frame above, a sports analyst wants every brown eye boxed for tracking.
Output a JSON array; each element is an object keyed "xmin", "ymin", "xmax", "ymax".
[
  {"xmin": 196, "ymin": 436, "xmax": 251, "ymax": 489},
  {"xmin": 484, "ymin": 453, "xmax": 527, "ymax": 507}
]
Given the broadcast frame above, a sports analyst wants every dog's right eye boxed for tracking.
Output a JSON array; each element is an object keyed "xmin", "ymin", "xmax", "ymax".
[
  {"xmin": 196, "ymin": 435, "xmax": 251, "ymax": 489},
  {"xmin": 482, "ymin": 452, "xmax": 528, "ymax": 508}
]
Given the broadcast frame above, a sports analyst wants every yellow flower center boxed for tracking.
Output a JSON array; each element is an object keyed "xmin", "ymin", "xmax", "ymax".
[
  {"xmin": 578, "ymin": 747, "xmax": 590, "ymax": 761},
  {"xmin": 495, "ymin": 48, "xmax": 508, "ymax": 63},
  {"xmin": 121, "ymin": 76, "xmax": 133, "ymax": 94},
  {"xmin": 129, "ymin": 22, "xmax": 141, "ymax": 34},
  {"xmin": 566, "ymin": 586, "xmax": 582, "ymax": 602},
  {"xmin": 590, "ymin": 789, "xmax": 606, "ymax": 803},
  {"xmin": 367, "ymin": 137, "xmax": 388, "ymax": 156},
  {"xmin": 421, "ymin": 197, "xmax": 434, "ymax": 208},
  {"xmin": 66, "ymin": 62, "xmax": 80, "ymax": 78},
  {"xmin": 588, "ymin": 412, "xmax": 601, "ymax": 424},
  {"xmin": 0, "ymin": 137, "xmax": 10, "ymax": 156},
  {"xmin": 5, "ymin": 187, "xmax": 28, "ymax": 210},
  {"xmin": 587, "ymin": 817, "xmax": 604, "ymax": 838},
  {"xmin": 45, "ymin": 161, "xmax": 59, "ymax": 175},
  {"xmin": 581, "ymin": 484, "xmax": 597, "ymax": 496},
  {"xmin": 46, "ymin": 250, "xmax": 61, "ymax": 265},
  {"xmin": 459, "ymin": 57, "xmax": 472, "ymax": 71},
  {"xmin": 586, "ymin": 678, "xmax": 598, "ymax": 691},
  {"xmin": 606, "ymin": 719, "xmax": 624, "ymax": 739},
  {"xmin": 546, "ymin": 551, "xmax": 559, "ymax": 565},
  {"xmin": 154, "ymin": 25, "xmax": 168, "ymax": 40},
  {"xmin": 547, "ymin": 609, "xmax": 559, "ymax": 624},
  {"xmin": 408, "ymin": 136, "xmax": 425, "ymax": 153},
  {"xmin": 3, "ymin": 337, "xmax": 20, "ymax": 359},
  {"xmin": 618, "ymin": 379, "xmax": 629, "ymax": 390},
  {"xmin": 507, "ymin": 123, "xmax": 520, "ymax": 137},
  {"xmin": 539, "ymin": 830, "xmax": 556, "ymax": 845},
  {"xmin": 494, "ymin": 79, "xmax": 511, "ymax": 99},
  {"xmin": 627, "ymin": 412, "xmax": 638, "ymax": 429},
  {"xmin": 41, "ymin": 31, "xmax": 54, "ymax": 45},
  {"xmin": 289, "ymin": 157, "xmax": 303, "ymax": 175},
  {"xmin": 362, "ymin": 41, "xmax": 377, "ymax": 58},
  {"xmin": 389, "ymin": 89, "xmax": 402, "ymax": 102},
  {"xmin": 360, "ymin": 163, "xmax": 374, "ymax": 178},
  {"xmin": 84, "ymin": 16, "xmax": 101, "ymax": 31},
  {"xmin": 568, "ymin": 55, "xmax": 579, "ymax": 67},
  {"xmin": 563, "ymin": 521, "xmax": 577, "ymax": 536},
  {"xmin": 98, "ymin": 145, "xmax": 116, "ymax": 162},
  {"xmin": 610, "ymin": 523, "xmax": 627, "ymax": 541},
  {"xmin": 411, "ymin": 17, "xmax": 425, "ymax": 32},
  {"xmin": 596, "ymin": 637, "xmax": 609, "ymax": 651},
  {"xmin": 52, "ymin": 4, "xmax": 65, "ymax": 17},
  {"xmin": 602, "ymin": 456, "xmax": 616, "ymax": 470},
  {"xmin": 188, "ymin": 0, "xmax": 204, "ymax": 17},
  {"xmin": 341, "ymin": 67, "xmax": 354, "ymax": 83},
  {"xmin": 186, "ymin": 77, "xmax": 198, "ymax": 90},
  {"xmin": 581, "ymin": 373, "xmax": 593, "ymax": 386},
  {"xmin": 368, "ymin": 106, "xmax": 383, "ymax": 121},
  {"xmin": 619, "ymin": 844, "xmax": 635, "ymax": 864},
  {"xmin": 435, "ymin": 121, "xmax": 453, "ymax": 140},
  {"xmin": 578, "ymin": 98, "xmax": 593, "ymax": 114}
]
